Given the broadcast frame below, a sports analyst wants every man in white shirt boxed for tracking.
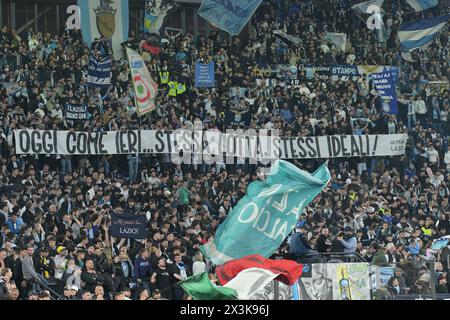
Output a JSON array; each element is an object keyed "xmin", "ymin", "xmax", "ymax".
[
  {"xmin": 444, "ymin": 146, "xmax": 450, "ymax": 172},
  {"xmin": 427, "ymin": 145, "xmax": 440, "ymax": 170}
]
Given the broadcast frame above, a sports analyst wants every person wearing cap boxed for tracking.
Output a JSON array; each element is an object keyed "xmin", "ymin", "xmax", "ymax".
[{"xmin": 54, "ymin": 246, "xmax": 68, "ymax": 288}]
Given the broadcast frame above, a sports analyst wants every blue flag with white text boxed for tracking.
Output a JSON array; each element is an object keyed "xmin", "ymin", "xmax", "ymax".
[
  {"xmin": 198, "ymin": 0, "xmax": 263, "ymax": 36},
  {"xmin": 370, "ymin": 71, "xmax": 398, "ymax": 114},
  {"xmin": 195, "ymin": 61, "xmax": 215, "ymax": 88},
  {"xmin": 87, "ymin": 56, "xmax": 112, "ymax": 88},
  {"xmin": 200, "ymin": 160, "xmax": 330, "ymax": 265}
]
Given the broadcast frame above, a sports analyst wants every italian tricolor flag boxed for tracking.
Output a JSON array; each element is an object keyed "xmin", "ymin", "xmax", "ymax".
[{"xmin": 180, "ymin": 255, "xmax": 303, "ymax": 300}]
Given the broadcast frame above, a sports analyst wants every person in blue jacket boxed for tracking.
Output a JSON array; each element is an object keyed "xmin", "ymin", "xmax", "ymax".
[
  {"xmin": 6, "ymin": 212, "xmax": 24, "ymax": 235},
  {"xmin": 290, "ymin": 226, "xmax": 318, "ymax": 262},
  {"xmin": 133, "ymin": 248, "xmax": 153, "ymax": 291}
]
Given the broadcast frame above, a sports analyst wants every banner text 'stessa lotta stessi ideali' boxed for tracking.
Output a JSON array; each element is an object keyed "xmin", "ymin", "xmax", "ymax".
[{"xmin": 14, "ymin": 129, "xmax": 407, "ymax": 160}]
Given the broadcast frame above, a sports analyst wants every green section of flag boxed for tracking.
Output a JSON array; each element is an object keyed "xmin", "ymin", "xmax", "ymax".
[
  {"xmin": 180, "ymin": 272, "xmax": 237, "ymax": 300},
  {"xmin": 200, "ymin": 160, "xmax": 331, "ymax": 265}
]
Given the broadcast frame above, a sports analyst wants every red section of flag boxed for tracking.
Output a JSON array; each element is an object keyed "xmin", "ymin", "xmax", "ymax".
[
  {"xmin": 142, "ymin": 42, "xmax": 160, "ymax": 55},
  {"xmin": 215, "ymin": 254, "xmax": 303, "ymax": 286}
]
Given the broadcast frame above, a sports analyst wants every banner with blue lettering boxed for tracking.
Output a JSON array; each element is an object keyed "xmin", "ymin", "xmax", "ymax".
[
  {"xmin": 111, "ymin": 213, "xmax": 147, "ymax": 239},
  {"xmin": 331, "ymin": 65, "xmax": 360, "ymax": 77},
  {"xmin": 65, "ymin": 103, "xmax": 89, "ymax": 120},
  {"xmin": 370, "ymin": 71, "xmax": 398, "ymax": 114},
  {"xmin": 87, "ymin": 56, "xmax": 112, "ymax": 88},
  {"xmin": 198, "ymin": 0, "xmax": 263, "ymax": 36},
  {"xmin": 195, "ymin": 61, "xmax": 215, "ymax": 88}
]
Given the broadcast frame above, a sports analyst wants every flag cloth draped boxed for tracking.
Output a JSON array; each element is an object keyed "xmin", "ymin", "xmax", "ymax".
[
  {"xmin": 398, "ymin": 15, "xmax": 450, "ymax": 52},
  {"xmin": 222, "ymin": 267, "xmax": 280, "ymax": 300},
  {"xmin": 216, "ymin": 254, "xmax": 303, "ymax": 286},
  {"xmin": 126, "ymin": 47, "xmax": 158, "ymax": 116},
  {"xmin": 180, "ymin": 272, "xmax": 237, "ymax": 300},
  {"xmin": 200, "ymin": 160, "xmax": 330, "ymax": 266}
]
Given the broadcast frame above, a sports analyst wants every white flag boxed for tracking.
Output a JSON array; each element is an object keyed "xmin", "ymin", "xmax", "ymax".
[
  {"xmin": 126, "ymin": 47, "xmax": 158, "ymax": 116},
  {"xmin": 223, "ymin": 268, "xmax": 280, "ymax": 300},
  {"xmin": 324, "ymin": 32, "xmax": 347, "ymax": 51}
]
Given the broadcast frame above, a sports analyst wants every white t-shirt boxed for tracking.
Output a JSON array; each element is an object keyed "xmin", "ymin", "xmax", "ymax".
[
  {"xmin": 428, "ymin": 149, "xmax": 439, "ymax": 163},
  {"xmin": 193, "ymin": 261, "xmax": 206, "ymax": 275}
]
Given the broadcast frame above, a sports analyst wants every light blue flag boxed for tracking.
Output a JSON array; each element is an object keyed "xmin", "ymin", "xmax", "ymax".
[
  {"xmin": 406, "ymin": 0, "xmax": 438, "ymax": 12},
  {"xmin": 200, "ymin": 160, "xmax": 330, "ymax": 266},
  {"xmin": 431, "ymin": 237, "xmax": 450, "ymax": 250},
  {"xmin": 78, "ymin": 0, "xmax": 129, "ymax": 60},
  {"xmin": 198, "ymin": 0, "xmax": 263, "ymax": 36},
  {"xmin": 399, "ymin": 14, "xmax": 450, "ymax": 52}
]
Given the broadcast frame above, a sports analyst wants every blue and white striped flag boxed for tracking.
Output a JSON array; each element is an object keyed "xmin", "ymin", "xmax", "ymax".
[
  {"xmin": 406, "ymin": 0, "xmax": 439, "ymax": 12},
  {"xmin": 87, "ymin": 56, "xmax": 112, "ymax": 88},
  {"xmin": 398, "ymin": 15, "xmax": 450, "ymax": 52}
]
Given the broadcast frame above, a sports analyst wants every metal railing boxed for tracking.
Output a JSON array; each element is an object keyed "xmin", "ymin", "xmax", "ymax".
[{"xmin": 31, "ymin": 278, "xmax": 64, "ymax": 300}]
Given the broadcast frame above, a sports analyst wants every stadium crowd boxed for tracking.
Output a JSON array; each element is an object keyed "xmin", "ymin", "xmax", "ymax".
[{"xmin": 0, "ymin": 0, "xmax": 449, "ymax": 300}]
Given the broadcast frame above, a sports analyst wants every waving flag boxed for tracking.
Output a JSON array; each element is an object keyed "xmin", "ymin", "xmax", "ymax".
[
  {"xmin": 144, "ymin": 0, "xmax": 177, "ymax": 34},
  {"xmin": 200, "ymin": 160, "xmax": 330, "ymax": 266},
  {"xmin": 216, "ymin": 254, "xmax": 303, "ymax": 286},
  {"xmin": 198, "ymin": 0, "xmax": 263, "ymax": 36},
  {"xmin": 352, "ymin": 0, "xmax": 386, "ymax": 43},
  {"xmin": 273, "ymin": 30, "xmax": 302, "ymax": 51},
  {"xmin": 431, "ymin": 236, "xmax": 450, "ymax": 250},
  {"xmin": 324, "ymin": 32, "xmax": 347, "ymax": 51},
  {"xmin": 398, "ymin": 15, "xmax": 450, "ymax": 52},
  {"xmin": 126, "ymin": 47, "xmax": 158, "ymax": 116},
  {"xmin": 406, "ymin": 0, "xmax": 439, "ymax": 12},
  {"xmin": 180, "ymin": 272, "xmax": 237, "ymax": 300}
]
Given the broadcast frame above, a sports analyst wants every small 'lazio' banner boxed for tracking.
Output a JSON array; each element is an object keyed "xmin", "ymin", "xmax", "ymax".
[
  {"xmin": 198, "ymin": 0, "xmax": 263, "ymax": 36},
  {"xmin": 200, "ymin": 160, "xmax": 330, "ymax": 266},
  {"xmin": 195, "ymin": 61, "xmax": 215, "ymax": 87},
  {"xmin": 110, "ymin": 213, "xmax": 147, "ymax": 239},
  {"xmin": 78, "ymin": 0, "xmax": 129, "ymax": 60}
]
